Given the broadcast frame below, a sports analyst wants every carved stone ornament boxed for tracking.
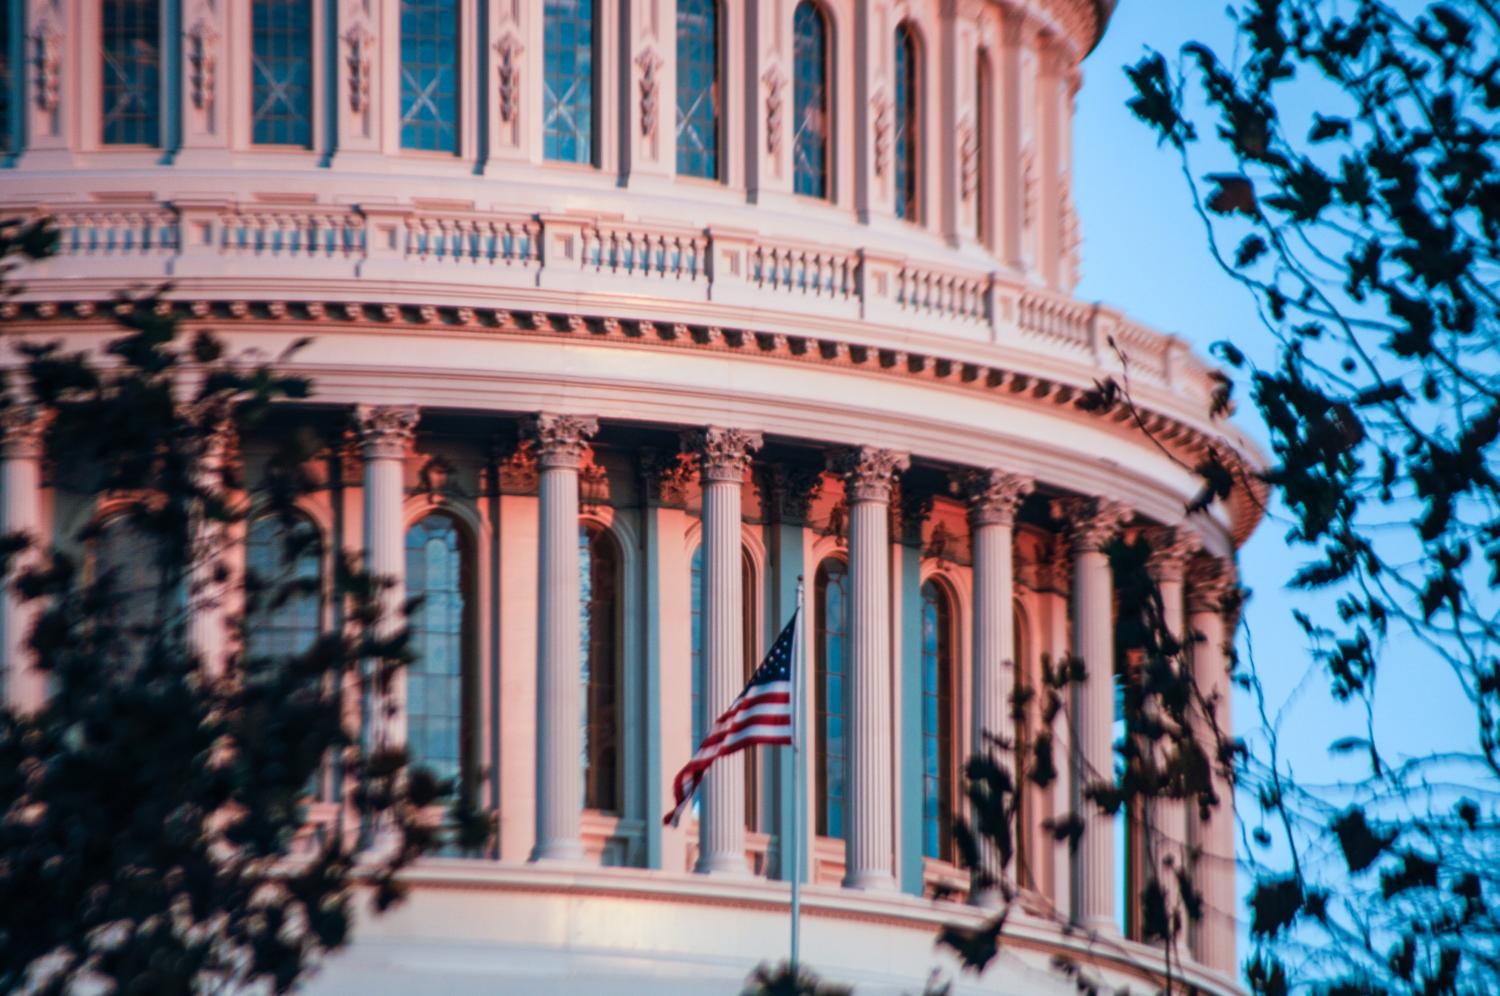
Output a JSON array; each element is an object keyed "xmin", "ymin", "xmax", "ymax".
[
  {"xmin": 1060, "ymin": 173, "xmax": 1082, "ymax": 282},
  {"xmin": 495, "ymin": 31, "xmax": 524, "ymax": 124},
  {"xmin": 763, "ymin": 66, "xmax": 787, "ymax": 156},
  {"xmin": 956, "ymin": 468, "xmax": 1035, "ymax": 527},
  {"xmin": 497, "ymin": 442, "xmax": 539, "ymax": 495},
  {"xmin": 579, "ymin": 461, "xmax": 610, "ymax": 508},
  {"xmin": 188, "ymin": 15, "xmax": 221, "ymax": 111},
  {"xmin": 1045, "ymin": 532, "xmax": 1072, "ymax": 594},
  {"xmin": 522, "ymin": 413, "xmax": 599, "ymax": 470},
  {"xmin": 639, "ymin": 448, "xmax": 696, "ymax": 508},
  {"xmin": 1187, "ymin": 557, "xmax": 1239, "ymax": 617},
  {"xmin": 1142, "ymin": 525, "xmax": 1204, "ymax": 584},
  {"xmin": 419, "ymin": 455, "xmax": 458, "ymax": 500},
  {"xmin": 767, "ymin": 464, "xmax": 823, "ymax": 525},
  {"xmin": 353, "ymin": 404, "xmax": 420, "ymax": 460},
  {"xmin": 1021, "ymin": 144, "xmax": 1038, "ymax": 235},
  {"xmin": 31, "ymin": 19, "xmax": 63, "ymax": 113},
  {"xmin": 827, "ymin": 447, "xmax": 910, "ymax": 503},
  {"xmin": 682, "ymin": 427, "xmax": 763, "ymax": 484},
  {"xmin": 871, "ymin": 91, "xmax": 893, "ymax": 177},
  {"xmin": 896, "ymin": 485, "xmax": 935, "ymax": 546},
  {"xmin": 959, "ymin": 116, "xmax": 980, "ymax": 202},
  {"xmin": 636, "ymin": 47, "xmax": 665, "ymax": 140},
  {"xmin": 0, "ymin": 404, "xmax": 52, "ymax": 460},
  {"xmin": 343, "ymin": 24, "xmax": 376, "ymax": 115},
  {"xmin": 1052, "ymin": 496, "xmax": 1132, "ymax": 553}
]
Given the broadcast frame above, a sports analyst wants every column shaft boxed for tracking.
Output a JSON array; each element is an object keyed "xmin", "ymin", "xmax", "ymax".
[
  {"xmin": 687, "ymin": 427, "xmax": 762, "ymax": 875},
  {"xmin": 833, "ymin": 448, "xmax": 908, "ymax": 892},
  {"xmin": 528, "ymin": 414, "xmax": 598, "ymax": 863},
  {"xmin": 1, "ymin": 409, "xmax": 46, "ymax": 712},
  {"xmin": 1190, "ymin": 586, "xmax": 1237, "ymax": 974}
]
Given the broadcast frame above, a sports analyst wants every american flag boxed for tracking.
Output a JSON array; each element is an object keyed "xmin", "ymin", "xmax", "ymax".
[{"xmin": 663, "ymin": 610, "xmax": 800, "ymax": 828}]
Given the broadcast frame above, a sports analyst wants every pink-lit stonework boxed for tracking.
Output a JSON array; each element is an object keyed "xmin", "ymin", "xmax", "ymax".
[{"xmin": 1, "ymin": 0, "xmax": 1259, "ymax": 991}]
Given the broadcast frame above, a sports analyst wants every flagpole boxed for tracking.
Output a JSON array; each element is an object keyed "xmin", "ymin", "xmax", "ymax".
[{"xmin": 789, "ymin": 577, "xmax": 806, "ymax": 976}]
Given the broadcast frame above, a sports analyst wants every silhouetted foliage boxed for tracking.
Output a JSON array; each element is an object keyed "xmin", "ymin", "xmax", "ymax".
[
  {"xmin": 0, "ymin": 220, "xmax": 490, "ymax": 993},
  {"xmin": 1124, "ymin": 0, "xmax": 1500, "ymax": 991}
]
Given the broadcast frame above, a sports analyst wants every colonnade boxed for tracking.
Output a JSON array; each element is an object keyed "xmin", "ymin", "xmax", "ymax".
[{"xmin": 0, "ymin": 403, "xmax": 1241, "ymax": 973}]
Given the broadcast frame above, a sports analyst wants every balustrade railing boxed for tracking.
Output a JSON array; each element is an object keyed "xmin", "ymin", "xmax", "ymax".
[{"xmin": 10, "ymin": 200, "xmax": 1220, "ymax": 411}]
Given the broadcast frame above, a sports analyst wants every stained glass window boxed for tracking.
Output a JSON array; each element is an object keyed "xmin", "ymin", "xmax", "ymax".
[
  {"xmin": 792, "ymin": 1, "xmax": 830, "ymax": 199},
  {"xmin": 920, "ymin": 580, "xmax": 956, "ymax": 860},
  {"xmin": 252, "ymin": 0, "xmax": 313, "ymax": 147},
  {"xmin": 675, "ymin": 0, "xmax": 719, "ymax": 179},
  {"xmin": 1, "ymin": 9, "xmax": 13, "ymax": 156},
  {"xmin": 894, "ymin": 23, "xmax": 920, "ymax": 221},
  {"xmin": 245, "ymin": 513, "xmax": 322, "ymax": 659},
  {"xmin": 400, "ymin": 0, "xmax": 459, "ymax": 153},
  {"xmin": 101, "ymin": 0, "xmax": 161, "ymax": 146},
  {"xmin": 581, "ymin": 522, "xmax": 620, "ymax": 812},
  {"xmin": 406, "ymin": 514, "xmax": 470, "ymax": 787},
  {"xmin": 544, "ymin": 0, "xmax": 596, "ymax": 164},
  {"xmin": 815, "ymin": 557, "xmax": 848, "ymax": 839}
]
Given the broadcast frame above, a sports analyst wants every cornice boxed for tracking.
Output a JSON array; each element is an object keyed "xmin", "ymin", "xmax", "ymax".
[{"xmin": 0, "ymin": 297, "xmax": 1267, "ymax": 548}]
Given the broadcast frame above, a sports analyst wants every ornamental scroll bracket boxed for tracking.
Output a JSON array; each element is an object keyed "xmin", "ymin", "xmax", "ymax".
[
  {"xmin": 871, "ymin": 91, "xmax": 892, "ymax": 177},
  {"xmin": 187, "ymin": 15, "xmax": 221, "ymax": 113},
  {"xmin": 495, "ymin": 31, "xmax": 524, "ymax": 124},
  {"xmin": 343, "ymin": 23, "xmax": 376, "ymax": 116},
  {"xmin": 635, "ymin": 47, "xmax": 665, "ymax": 140},
  {"xmin": 762, "ymin": 65, "xmax": 787, "ymax": 156}
]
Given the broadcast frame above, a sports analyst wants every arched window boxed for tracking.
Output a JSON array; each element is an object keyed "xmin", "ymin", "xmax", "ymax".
[
  {"xmin": 251, "ymin": 0, "xmax": 314, "ymax": 147},
  {"xmin": 893, "ymin": 22, "xmax": 921, "ymax": 221},
  {"xmin": 792, "ymin": 1, "xmax": 831, "ymax": 199},
  {"xmin": 675, "ymin": 0, "xmax": 720, "ymax": 179},
  {"xmin": 101, "ymin": 0, "xmax": 161, "ymax": 146},
  {"xmin": 975, "ymin": 50, "xmax": 992, "ymax": 243},
  {"xmin": 581, "ymin": 522, "xmax": 621, "ymax": 812},
  {"xmin": 405, "ymin": 514, "xmax": 472, "ymax": 787},
  {"xmin": 814, "ymin": 557, "xmax": 848, "ymax": 838},
  {"xmin": 920, "ymin": 579, "xmax": 956, "ymax": 860},
  {"xmin": 399, "ymin": 0, "xmax": 459, "ymax": 152},
  {"xmin": 94, "ymin": 515, "xmax": 169, "ymax": 644},
  {"xmin": 690, "ymin": 544, "xmax": 761, "ymax": 827},
  {"xmin": 544, "ymin": 0, "xmax": 597, "ymax": 164},
  {"xmin": 244, "ymin": 513, "xmax": 322, "ymax": 658}
]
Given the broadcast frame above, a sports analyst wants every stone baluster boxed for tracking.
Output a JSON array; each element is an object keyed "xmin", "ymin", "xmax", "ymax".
[
  {"xmin": 1188, "ymin": 558, "xmax": 1239, "ymax": 974},
  {"xmin": 958, "ymin": 468, "xmax": 1034, "ymax": 898},
  {"xmin": 1053, "ymin": 496, "xmax": 1132, "ymax": 933},
  {"xmin": 354, "ymin": 405, "xmax": 420, "ymax": 751},
  {"xmin": 526, "ymin": 413, "xmax": 599, "ymax": 863},
  {"xmin": 1, "ymin": 406, "xmax": 49, "ymax": 712},
  {"xmin": 1143, "ymin": 525, "xmax": 1203, "ymax": 942},
  {"xmin": 829, "ymin": 447, "xmax": 910, "ymax": 891},
  {"xmin": 684, "ymin": 427, "xmax": 764, "ymax": 875}
]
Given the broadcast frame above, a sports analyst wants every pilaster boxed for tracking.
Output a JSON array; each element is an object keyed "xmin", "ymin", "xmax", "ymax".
[{"xmin": 1, "ymin": 405, "xmax": 50, "ymax": 713}]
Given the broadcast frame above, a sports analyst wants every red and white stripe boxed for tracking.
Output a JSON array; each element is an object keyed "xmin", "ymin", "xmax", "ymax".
[{"xmin": 663, "ymin": 679, "xmax": 793, "ymax": 827}]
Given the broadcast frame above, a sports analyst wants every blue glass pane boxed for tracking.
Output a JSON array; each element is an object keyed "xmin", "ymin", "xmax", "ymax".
[
  {"xmin": 245, "ymin": 514, "xmax": 322, "ymax": 659},
  {"xmin": 544, "ymin": 0, "xmax": 595, "ymax": 163},
  {"xmin": 817, "ymin": 557, "xmax": 848, "ymax": 839},
  {"xmin": 893, "ymin": 24, "xmax": 920, "ymax": 220},
  {"xmin": 920, "ymin": 580, "xmax": 953, "ymax": 859},
  {"xmin": 675, "ymin": 0, "xmax": 719, "ymax": 179},
  {"xmin": 400, "ymin": 0, "xmax": 459, "ymax": 152},
  {"xmin": 405, "ymin": 515, "xmax": 467, "ymax": 786},
  {"xmin": 101, "ymin": 0, "xmax": 161, "ymax": 145},
  {"xmin": 252, "ymin": 0, "xmax": 313, "ymax": 146},
  {"xmin": 580, "ymin": 523, "xmax": 620, "ymax": 811},
  {"xmin": 792, "ymin": 2, "xmax": 829, "ymax": 198}
]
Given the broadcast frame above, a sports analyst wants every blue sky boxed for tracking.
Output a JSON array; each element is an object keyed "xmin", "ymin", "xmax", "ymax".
[{"xmin": 1073, "ymin": 0, "xmax": 1475, "ymax": 945}]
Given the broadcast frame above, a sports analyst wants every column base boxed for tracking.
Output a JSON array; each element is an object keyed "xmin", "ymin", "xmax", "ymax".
[
  {"xmin": 842, "ymin": 869, "xmax": 899, "ymax": 892},
  {"xmin": 695, "ymin": 853, "xmax": 753, "ymax": 877},
  {"xmin": 1079, "ymin": 915, "xmax": 1121, "ymax": 938},
  {"xmin": 530, "ymin": 840, "xmax": 587, "ymax": 864}
]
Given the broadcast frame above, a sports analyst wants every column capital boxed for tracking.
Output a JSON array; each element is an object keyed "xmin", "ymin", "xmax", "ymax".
[
  {"xmin": 354, "ymin": 404, "xmax": 420, "ymax": 460},
  {"xmin": 523, "ymin": 413, "xmax": 599, "ymax": 470},
  {"xmin": 767, "ymin": 464, "xmax": 824, "ymax": 525},
  {"xmin": 1052, "ymin": 496, "xmax": 1132, "ymax": 553},
  {"xmin": 0, "ymin": 405, "xmax": 52, "ymax": 460},
  {"xmin": 681, "ymin": 426, "xmax": 763, "ymax": 484},
  {"xmin": 956, "ymin": 468, "xmax": 1034, "ymax": 527},
  {"xmin": 639, "ymin": 447, "xmax": 695, "ymax": 508},
  {"xmin": 1187, "ymin": 556, "xmax": 1239, "ymax": 616},
  {"xmin": 828, "ymin": 447, "xmax": 910, "ymax": 503},
  {"xmin": 1141, "ymin": 526, "xmax": 1204, "ymax": 584}
]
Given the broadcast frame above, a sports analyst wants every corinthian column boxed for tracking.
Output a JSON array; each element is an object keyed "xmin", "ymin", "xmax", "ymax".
[
  {"xmin": 957, "ymin": 468, "xmax": 1033, "ymax": 899},
  {"xmin": 829, "ymin": 446, "xmax": 910, "ymax": 891},
  {"xmin": 1143, "ymin": 525, "xmax": 1203, "ymax": 940},
  {"xmin": 1188, "ymin": 558, "xmax": 1238, "ymax": 974},
  {"xmin": 186, "ymin": 410, "xmax": 237, "ymax": 679},
  {"xmin": 1, "ymin": 406, "xmax": 49, "ymax": 713},
  {"xmin": 354, "ymin": 404, "xmax": 420, "ymax": 750},
  {"xmin": 526, "ymin": 413, "xmax": 599, "ymax": 863},
  {"xmin": 1053, "ymin": 496, "xmax": 1132, "ymax": 933},
  {"xmin": 684, "ymin": 427, "xmax": 764, "ymax": 875}
]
